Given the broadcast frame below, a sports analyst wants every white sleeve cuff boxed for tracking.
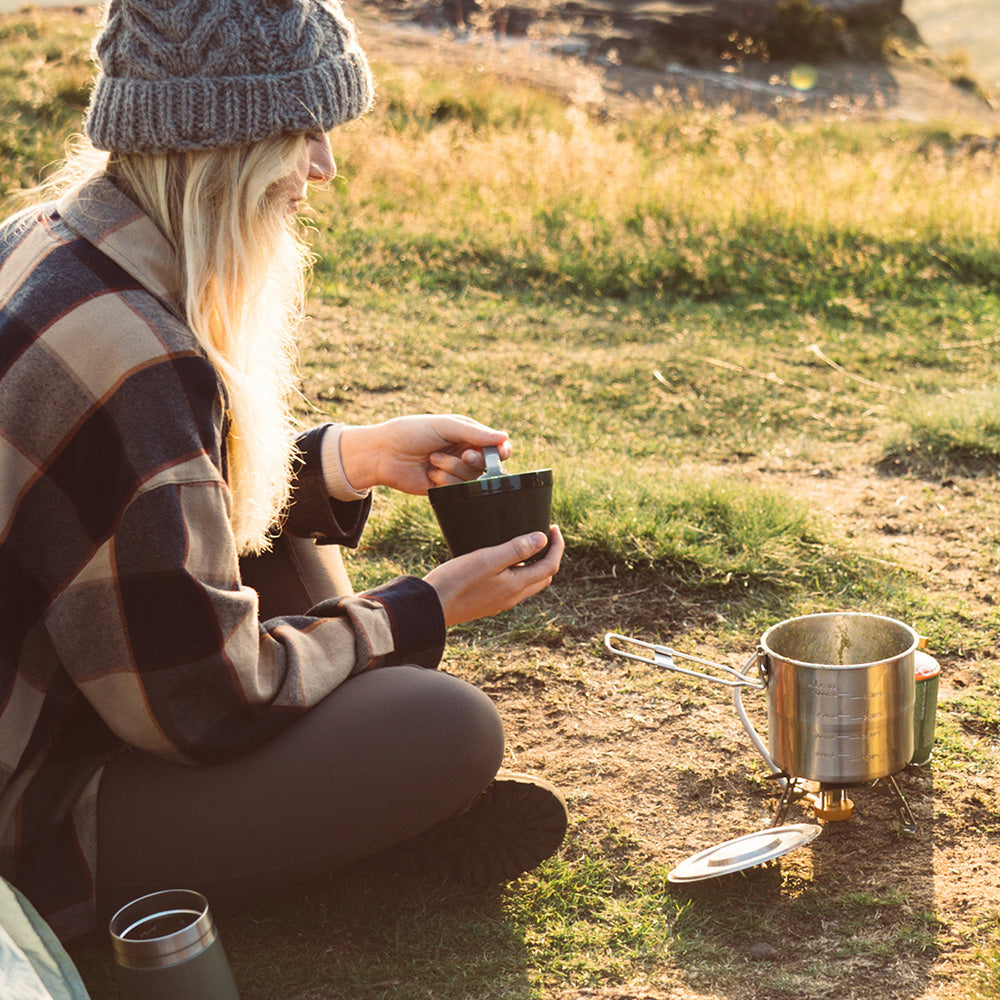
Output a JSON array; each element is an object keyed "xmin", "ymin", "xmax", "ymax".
[{"xmin": 320, "ymin": 424, "xmax": 371, "ymax": 502}]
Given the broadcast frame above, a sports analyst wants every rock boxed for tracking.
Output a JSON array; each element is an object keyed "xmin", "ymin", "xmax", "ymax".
[
  {"xmin": 380, "ymin": 0, "xmax": 913, "ymax": 66},
  {"xmin": 749, "ymin": 941, "xmax": 778, "ymax": 961}
]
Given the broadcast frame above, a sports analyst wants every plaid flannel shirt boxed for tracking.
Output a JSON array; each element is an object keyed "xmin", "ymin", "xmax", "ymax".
[{"xmin": 0, "ymin": 175, "xmax": 445, "ymax": 940}]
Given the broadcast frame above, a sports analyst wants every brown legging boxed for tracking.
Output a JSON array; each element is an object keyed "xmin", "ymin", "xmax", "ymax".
[{"xmin": 95, "ymin": 536, "xmax": 505, "ymax": 925}]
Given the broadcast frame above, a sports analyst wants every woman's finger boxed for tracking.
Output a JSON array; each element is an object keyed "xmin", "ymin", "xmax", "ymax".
[{"xmin": 430, "ymin": 450, "xmax": 486, "ymax": 483}]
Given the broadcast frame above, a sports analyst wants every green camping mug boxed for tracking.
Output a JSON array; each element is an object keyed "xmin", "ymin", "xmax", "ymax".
[{"xmin": 110, "ymin": 890, "xmax": 239, "ymax": 1000}]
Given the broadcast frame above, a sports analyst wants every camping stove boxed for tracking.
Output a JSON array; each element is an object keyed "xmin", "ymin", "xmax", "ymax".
[
  {"xmin": 771, "ymin": 773, "xmax": 917, "ymax": 833},
  {"xmin": 606, "ymin": 614, "xmax": 936, "ymax": 882}
]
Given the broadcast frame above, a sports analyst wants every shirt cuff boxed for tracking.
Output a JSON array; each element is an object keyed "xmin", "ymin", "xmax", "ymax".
[
  {"xmin": 321, "ymin": 424, "xmax": 372, "ymax": 502},
  {"xmin": 285, "ymin": 427, "xmax": 371, "ymax": 544},
  {"xmin": 364, "ymin": 576, "xmax": 447, "ymax": 669},
  {"xmin": 308, "ymin": 576, "xmax": 446, "ymax": 670}
]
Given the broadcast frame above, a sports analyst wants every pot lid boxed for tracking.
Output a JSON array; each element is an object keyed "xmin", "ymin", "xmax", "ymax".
[{"xmin": 667, "ymin": 823, "xmax": 822, "ymax": 883}]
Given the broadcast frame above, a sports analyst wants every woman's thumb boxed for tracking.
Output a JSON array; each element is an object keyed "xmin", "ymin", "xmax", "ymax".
[{"xmin": 504, "ymin": 531, "xmax": 549, "ymax": 565}]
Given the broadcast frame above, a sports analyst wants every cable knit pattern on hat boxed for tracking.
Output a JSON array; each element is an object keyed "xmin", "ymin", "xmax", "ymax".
[{"xmin": 85, "ymin": 0, "xmax": 375, "ymax": 153}]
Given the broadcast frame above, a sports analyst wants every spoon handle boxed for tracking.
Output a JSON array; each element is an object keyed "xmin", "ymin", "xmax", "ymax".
[{"xmin": 482, "ymin": 445, "xmax": 504, "ymax": 477}]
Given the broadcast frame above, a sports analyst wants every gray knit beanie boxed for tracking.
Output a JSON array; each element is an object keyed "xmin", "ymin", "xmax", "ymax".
[{"xmin": 85, "ymin": 0, "xmax": 375, "ymax": 153}]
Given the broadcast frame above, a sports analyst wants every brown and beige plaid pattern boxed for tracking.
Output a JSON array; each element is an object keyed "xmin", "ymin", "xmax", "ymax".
[{"xmin": 0, "ymin": 176, "xmax": 445, "ymax": 940}]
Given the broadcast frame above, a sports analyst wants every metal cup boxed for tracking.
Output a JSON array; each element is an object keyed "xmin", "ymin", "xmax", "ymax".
[{"xmin": 110, "ymin": 889, "xmax": 240, "ymax": 1000}]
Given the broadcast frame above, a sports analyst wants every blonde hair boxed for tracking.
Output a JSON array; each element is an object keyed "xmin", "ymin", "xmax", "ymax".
[{"xmin": 36, "ymin": 135, "xmax": 313, "ymax": 554}]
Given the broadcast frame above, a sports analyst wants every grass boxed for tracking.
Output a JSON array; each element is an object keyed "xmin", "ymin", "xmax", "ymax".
[
  {"xmin": 880, "ymin": 386, "xmax": 1000, "ymax": 477},
  {"xmin": 0, "ymin": 8, "xmax": 93, "ymax": 196},
  {"xmin": 358, "ymin": 464, "xmax": 885, "ymax": 588},
  {"xmin": 309, "ymin": 111, "xmax": 1000, "ymax": 306},
  {"xmin": 972, "ymin": 915, "xmax": 1000, "ymax": 999},
  {"xmin": 4, "ymin": 7, "xmax": 1000, "ymax": 1000}
]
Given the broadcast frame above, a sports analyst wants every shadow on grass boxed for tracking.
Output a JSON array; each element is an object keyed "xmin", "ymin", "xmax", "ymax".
[
  {"xmin": 875, "ymin": 447, "xmax": 1000, "ymax": 481},
  {"xmin": 70, "ymin": 864, "xmax": 535, "ymax": 1000}
]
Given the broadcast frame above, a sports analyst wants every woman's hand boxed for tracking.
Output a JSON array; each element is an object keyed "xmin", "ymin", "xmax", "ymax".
[
  {"xmin": 339, "ymin": 415, "xmax": 512, "ymax": 495},
  {"xmin": 424, "ymin": 526, "xmax": 565, "ymax": 626}
]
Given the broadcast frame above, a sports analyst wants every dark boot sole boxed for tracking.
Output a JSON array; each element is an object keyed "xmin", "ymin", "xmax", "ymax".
[{"xmin": 377, "ymin": 771, "xmax": 568, "ymax": 885}]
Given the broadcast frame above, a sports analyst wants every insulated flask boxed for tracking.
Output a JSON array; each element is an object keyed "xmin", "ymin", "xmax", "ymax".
[{"xmin": 110, "ymin": 889, "xmax": 240, "ymax": 1000}]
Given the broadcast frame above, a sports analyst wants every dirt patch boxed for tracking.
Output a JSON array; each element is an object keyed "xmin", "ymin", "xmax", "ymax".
[{"xmin": 484, "ymin": 461, "xmax": 1000, "ymax": 998}]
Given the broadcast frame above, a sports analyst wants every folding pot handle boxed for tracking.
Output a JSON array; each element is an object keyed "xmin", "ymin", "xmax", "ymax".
[{"xmin": 604, "ymin": 633, "xmax": 766, "ymax": 690}]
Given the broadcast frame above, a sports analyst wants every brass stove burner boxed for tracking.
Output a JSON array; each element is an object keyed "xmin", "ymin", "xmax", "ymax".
[
  {"xmin": 813, "ymin": 787, "xmax": 854, "ymax": 822},
  {"xmin": 772, "ymin": 773, "xmax": 916, "ymax": 833}
]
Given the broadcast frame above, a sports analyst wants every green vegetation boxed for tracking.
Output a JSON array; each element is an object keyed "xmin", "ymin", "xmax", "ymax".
[
  {"xmin": 881, "ymin": 386, "xmax": 1000, "ymax": 476},
  {"xmin": 4, "ymin": 8, "xmax": 1000, "ymax": 1000},
  {"xmin": 0, "ymin": 8, "xmax": 93, "ymax": 196},
  {"xmin": 973, "ymin": 915, "xmax": 1000, "ymax": 999}
]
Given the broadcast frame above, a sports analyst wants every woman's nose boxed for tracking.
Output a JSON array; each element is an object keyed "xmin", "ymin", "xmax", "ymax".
[{"xmin": 307, "ymin": 135, "xmax": 336, "ymax": 183}]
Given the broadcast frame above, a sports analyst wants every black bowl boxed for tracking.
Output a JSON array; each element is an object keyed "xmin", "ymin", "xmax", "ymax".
[{"xmin": 428, "ymin": 468, "xmax": 552, "ymax": 561}]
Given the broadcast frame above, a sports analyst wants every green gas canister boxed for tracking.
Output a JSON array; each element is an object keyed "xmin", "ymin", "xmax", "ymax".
[{"xmin": 912, "ymin": 648, "xmax": 941, "ymax": 766}]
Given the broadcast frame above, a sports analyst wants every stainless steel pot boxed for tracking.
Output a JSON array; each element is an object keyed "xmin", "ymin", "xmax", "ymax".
[{"xmin": 606, "ymin": 612, "xmax": 918, "ymax": 784}]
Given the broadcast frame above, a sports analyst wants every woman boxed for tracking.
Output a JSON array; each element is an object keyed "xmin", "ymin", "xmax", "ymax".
[{"xmin": 0, "ymin": 0, "xmax": 566, "ymax": 942}]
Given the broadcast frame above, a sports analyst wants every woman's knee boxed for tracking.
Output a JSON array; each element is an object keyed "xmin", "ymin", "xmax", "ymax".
[
  {"xmin": 406, "ymin": 668, "xmax": 505, "ymax": 780},
  {"xmin": 319, "ymin": 666, "xmax": 505, "ymax": 826}
]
